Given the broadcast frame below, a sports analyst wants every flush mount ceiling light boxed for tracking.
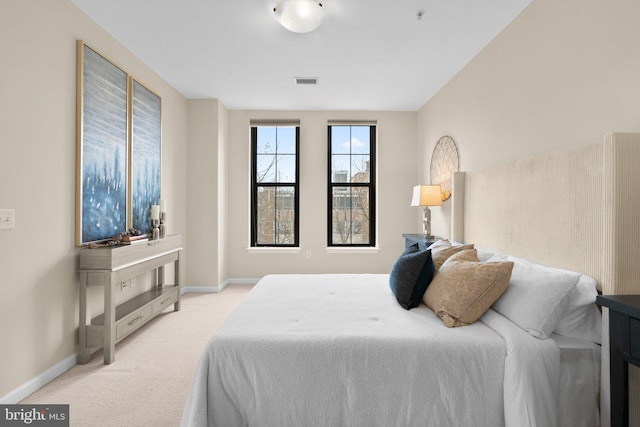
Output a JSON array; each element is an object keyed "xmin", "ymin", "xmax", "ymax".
[{"xmin": 273, "ymin": 0, "xmax": 324, "ymax": 33}]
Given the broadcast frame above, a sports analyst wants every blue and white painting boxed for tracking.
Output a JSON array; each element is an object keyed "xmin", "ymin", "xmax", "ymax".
[
  {"xmin": 78, "ymin": 44, "xmax": 128, "ymax": 245},
  {"xmin": 131, "ymin": 80, "xmax": 161, "ymax": 234}
]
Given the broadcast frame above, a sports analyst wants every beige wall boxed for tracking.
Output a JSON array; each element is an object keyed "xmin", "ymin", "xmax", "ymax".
[
  {"xmin": 217, "ymin": 104, "xmax": 229, "ymax": 285},
  {"xmin": 0, "ymin": 0, "xmax": 188, "ymax": 399},
  {"xmin": 185, "ymin": 99, "xmax": 229, "ymax": 287},
  {"xmin": 418, "ymin": 0, "xmax": 640, "ymax": 238},
  {"xmin": 224, "ymin": 110, "xmax": 418, "ymax": 279}
]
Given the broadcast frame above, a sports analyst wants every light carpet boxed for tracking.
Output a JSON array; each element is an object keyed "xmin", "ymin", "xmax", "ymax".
[{"xmin": 20, "ymin": 284, "xmax": 253, "ymax": 427}]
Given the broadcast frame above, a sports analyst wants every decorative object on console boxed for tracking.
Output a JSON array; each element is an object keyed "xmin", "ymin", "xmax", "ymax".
[
  {"xmin": 273, "ymin": 0, "xmax": 324, "ymax": 33},
  {"xmin": 159, "ymin": 198, "xmax": 167, "ymax": 238},
  {"xmin": 430, "ymin": 135, "xmax": 459, "ymax": 201},
  {"xmin": 112, "ymin": 228, "xmax": 147, "ymax": 246},
  {"xmin": 151, "ymin": 205, "xmax": 160, "ymax": 240},
  {"xmin": 411, "ymin": 184, "xmax": 442, "ymax": 239},
  {"xmin": 118, "ymin": 234, "xmax": 148, "ymax": 245}
]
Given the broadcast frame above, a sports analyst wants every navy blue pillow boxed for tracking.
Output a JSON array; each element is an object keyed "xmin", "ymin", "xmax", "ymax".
[{"xmin": 389, "ymin": 244, "xmax": 435, "ymax": 310}]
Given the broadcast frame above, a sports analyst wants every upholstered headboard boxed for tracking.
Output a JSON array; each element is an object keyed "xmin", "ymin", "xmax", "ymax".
[{"xmin": 450, "ymin": 132, "xmax": 640, "ymax": 427}]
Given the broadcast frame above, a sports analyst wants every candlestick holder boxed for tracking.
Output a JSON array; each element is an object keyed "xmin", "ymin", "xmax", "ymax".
[
  {"xmin": 160, "ymin": 212, "xmax": 166, "ymax": 238},
  {"xmin": 152, "ymin": 219, "xmax": 160, "ymax": 240}
]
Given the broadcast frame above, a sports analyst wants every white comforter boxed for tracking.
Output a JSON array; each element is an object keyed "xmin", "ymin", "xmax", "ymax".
[{"xmin": 181, "ymin": 274, "xmax": 561, "ymax": 427}]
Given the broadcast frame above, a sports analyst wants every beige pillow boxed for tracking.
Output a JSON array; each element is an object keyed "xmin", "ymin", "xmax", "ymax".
[
  {"xmin": 429, "ymin": 239, "xmax": 475, "ymax": 270},
  {"xmin": 424, "ymin": 249, "xmax": 514, "ymax": 327}
]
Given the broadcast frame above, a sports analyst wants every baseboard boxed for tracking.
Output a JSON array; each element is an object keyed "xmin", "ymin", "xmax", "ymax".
[
  {"xmin": 0, "ymin": 354, "xmax": 77, "ymax": 404},
  {"xmin": 181, "ymin": 278, "xmax": 260, "ymax": 294},
  {"xmin": 181, "ymin": 285, "xmax": 221, "ymax": 293},
  {"xmin": 225, "ymin": 277, "xmax": 261, "ymax": 286}
]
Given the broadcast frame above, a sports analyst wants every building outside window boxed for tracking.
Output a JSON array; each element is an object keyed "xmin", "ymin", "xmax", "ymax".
[
  {"xmin": 251, "ymin": 124, "xmax": 299, "ymax": 246},
  {"xmin": 328, "ymin": 123, "xmax": 376, "ymax": 246}
]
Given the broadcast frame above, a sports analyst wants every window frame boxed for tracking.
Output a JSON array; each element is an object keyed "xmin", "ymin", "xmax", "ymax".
[
  {"xmin": 327, "ymin": 124, "xmax": 376, "ymax": 247},
  {"xmin": 250, "ymin": 125, "xmax": 300, "ymax": 247}
]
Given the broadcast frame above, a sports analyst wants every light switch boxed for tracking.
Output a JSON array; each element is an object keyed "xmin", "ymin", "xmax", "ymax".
[{"xmin": 0, "ymin": 209, "xmax": 15, "ymax": 230}]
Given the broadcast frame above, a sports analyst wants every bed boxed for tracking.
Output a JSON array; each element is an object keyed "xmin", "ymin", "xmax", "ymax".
[
  {"xmin": 182, "ymin": 133, "xmax": 640, "ymax": 427},
  {"xmin": 182, "ymin": 271, "xmax": 601, "ymax": 427}
]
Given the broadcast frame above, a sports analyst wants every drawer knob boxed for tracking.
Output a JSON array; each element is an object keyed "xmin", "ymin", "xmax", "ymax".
[{"xmin": 128, "ymin": 315, "xmax": 144, "ymax": 326}]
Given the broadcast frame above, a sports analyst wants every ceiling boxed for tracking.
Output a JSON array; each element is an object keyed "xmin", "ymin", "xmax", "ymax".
[{"xmin": 70, "ymin": 0, "xmax": 533, "ymax": 111}]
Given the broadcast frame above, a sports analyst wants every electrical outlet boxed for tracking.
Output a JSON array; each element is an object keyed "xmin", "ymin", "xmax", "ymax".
[
  {"xmin": 306, "ymin": 250, "xmax": 311, "ymax": 258},
  {"xmin": 120, "ymin": 280, "xmax": 128, "ymax": 291},
  {"xmin": 0, "ymin": 209, "xmax": 15, "ymax": 230},
  {"xmin": 130, "ymin": 277, "xmax": 136, "ymax": 287}
]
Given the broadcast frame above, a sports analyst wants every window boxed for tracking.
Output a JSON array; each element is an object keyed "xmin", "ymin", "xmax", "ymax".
[
  {"xmin": 251, "ymin": 124, "xmax": 300, "ymax": 246},
  {"xmin": 328, "ymin": 124, "xmax": 376, "ymax": 246}
]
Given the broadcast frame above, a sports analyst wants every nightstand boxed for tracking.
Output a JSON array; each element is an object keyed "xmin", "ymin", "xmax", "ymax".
[
  {"xmin": 402, "ymin": 234, "xmax": 440, "ymax": 251},
  {"xmin": 596, "ymin": 294, "xmax": 640, "ymax": 427}
]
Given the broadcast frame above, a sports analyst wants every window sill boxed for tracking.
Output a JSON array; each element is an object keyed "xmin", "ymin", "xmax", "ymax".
[
  {"xmin": 325, "ymin": 247, "xmax": 381, "ymax": 254},
  {"xmin": 246, "ymin": 247, "xmax": 301, "ymax": 254}
]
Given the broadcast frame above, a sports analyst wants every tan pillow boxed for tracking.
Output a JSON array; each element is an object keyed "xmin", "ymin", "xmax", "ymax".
[
  {"xmin": 429, "ymin": 239, "xmax": 475, "ymax": 270},
  {"xmin": 423, "ymin": 249, "xmax": 514, "ymax": 327}
]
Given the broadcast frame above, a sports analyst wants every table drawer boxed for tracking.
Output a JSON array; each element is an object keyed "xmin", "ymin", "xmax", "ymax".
[
  {"xmin": 152, "ymin": 288, "xmax": 178, "ymax": 314},
  {"xmin": 116, "ymin": 305, "xmax": 152, "ymax": 340}
]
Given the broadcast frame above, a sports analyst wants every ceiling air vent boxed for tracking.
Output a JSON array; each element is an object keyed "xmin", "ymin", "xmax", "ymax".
[{"xmin": 295, "ymin": 77, "xmax": 318, "ymax": 85}]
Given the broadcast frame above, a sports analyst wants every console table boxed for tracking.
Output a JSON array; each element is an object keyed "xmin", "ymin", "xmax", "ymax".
[
  {"xmin": 78, "ymin": 235, "xmax": 183, "ymax": 364},
  {"xmin": 402, "ymin": 234, "xmax": 440, "ymax": 250},
  {"xmin": 596, "ymin": 294, "xmax": 640, "ymax": 427}
]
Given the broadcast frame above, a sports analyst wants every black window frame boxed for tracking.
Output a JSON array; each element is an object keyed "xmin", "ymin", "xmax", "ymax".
[
  {"xmin": 250, "ymin": 125, "xmax": 300, "ymax": 247},
  {"xmin": 327, "ymin": 124, "xmax": 376, "ymax": 247}
]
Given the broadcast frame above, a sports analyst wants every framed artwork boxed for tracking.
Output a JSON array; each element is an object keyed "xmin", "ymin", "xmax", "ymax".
[
  {"xmin": 130, "ymin": 78, "xmax": 162, "ymax": 235},
  {"xmin": 76, "ymin": 41, "xmax": 163, "ymax": 245},
  {"xmin": 76, "ymin": 41, "xmax": 128, "ymax": 245}
]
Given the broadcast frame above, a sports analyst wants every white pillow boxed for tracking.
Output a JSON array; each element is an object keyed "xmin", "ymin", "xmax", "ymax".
[
  {"xmin": 475, "ymin": 245, "xmax": 502, "ymax": 263},
  {"xmin": 491, "ymin": 255, "xmax": 581, "ymax": 339},
  {"xmin": 554, "ymin": 275, "xmax": 602, "ymax": 344}
]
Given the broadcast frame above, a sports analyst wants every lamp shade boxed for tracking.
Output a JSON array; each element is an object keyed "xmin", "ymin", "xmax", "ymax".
[
  {"xmin": 273, "ymin": 0, "xmax": 324, "ymax": 33},
  {"xmin": 411, "ymin": 185, "xmax": 442, "ymax": 207}
]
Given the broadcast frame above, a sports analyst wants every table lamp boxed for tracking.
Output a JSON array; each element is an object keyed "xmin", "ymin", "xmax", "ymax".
[{"xmin": 411, "ymin": 184, "xmax": 442, "ymax": 239}]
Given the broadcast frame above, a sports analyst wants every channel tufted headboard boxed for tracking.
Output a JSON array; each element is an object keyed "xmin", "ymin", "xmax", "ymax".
[{"xmin": 450, "ymin": 132, "xmax": 640, "ymax": 427}]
